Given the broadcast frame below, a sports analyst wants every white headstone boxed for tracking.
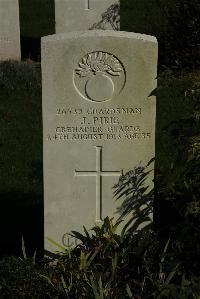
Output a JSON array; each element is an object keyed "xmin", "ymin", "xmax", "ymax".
[
  {"xmin": 42, "ymin": 30, "xmax": 157, "ymax": 252},
  {"xmin": 55, "ymin": 0, "xmax": 120, "ymax": 33},
  {"xmin": 0, "ymin": 0, "xmax": 21, "ymax": 61}
]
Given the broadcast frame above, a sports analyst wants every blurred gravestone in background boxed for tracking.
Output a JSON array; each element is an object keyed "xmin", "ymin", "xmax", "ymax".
[
  {"xmin": 0, "ymin": 0, "xmax": 21, "ymax": 61},
  {"xmin": 55, "ymin": 0, "xmax": 120, "ymax": 32},
  {"xmin": 18, "ymin": 0, "xmax": 200, "ymax": 68},
  {"xmin": 19, "ymin": 0, "xmax": 55, "ymax": 60}
]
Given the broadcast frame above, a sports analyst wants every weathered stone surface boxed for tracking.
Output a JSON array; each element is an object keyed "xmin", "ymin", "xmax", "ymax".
[
  {"xmin": 0, "ymin": 0, "xmax": 21, "ymax": 61},
  {"xmin": 55, "ymin": 0, "xmax": 120, "ymax": 33},
  {"xmin": 42, "ymin": 30, "xmax": 157, "ymax": 252}
]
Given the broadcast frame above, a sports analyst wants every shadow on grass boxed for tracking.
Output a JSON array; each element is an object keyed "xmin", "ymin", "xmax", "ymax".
[{"xmin": 0, "ymin": 192, "xmax": 43, "ymax": 258}]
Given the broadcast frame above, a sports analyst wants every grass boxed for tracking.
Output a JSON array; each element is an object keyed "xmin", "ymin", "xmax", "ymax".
[
  {"xmin": 0, "ymin": 217, "xmax": 199, "ymax": 298},
  {"xmin": 0, "ymin": 61, "xmax": 43, "ymax": 257},
  {"xmin": 0, "ymin": 61, "xmax": 42, "ymax": 195}
]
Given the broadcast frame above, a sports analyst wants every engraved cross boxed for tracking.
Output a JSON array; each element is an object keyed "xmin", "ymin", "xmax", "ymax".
[
  {"xmin": 84, "ymin": 0, "xmax": 90, "ymax": 10},
  {"xmin": 75, "ymin": 146, "xmax": 122, "ymax": 224}
]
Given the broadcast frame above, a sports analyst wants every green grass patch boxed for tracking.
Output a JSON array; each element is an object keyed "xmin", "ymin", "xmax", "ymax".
[
  {"xmin": 0, "ymin": 217, "xmax": 199, "ymax": 298},
  {"xmin": 0, "ymin": 61, "xmax": 42, "ymax": 195}
]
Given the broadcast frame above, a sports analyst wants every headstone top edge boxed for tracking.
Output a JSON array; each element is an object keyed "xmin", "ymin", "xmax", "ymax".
[{"xmin": 41, "ymin": 30, "xmax": 157, "ymax": 45}]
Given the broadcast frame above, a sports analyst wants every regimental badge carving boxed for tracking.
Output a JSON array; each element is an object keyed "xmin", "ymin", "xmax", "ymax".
[{"xmin": 73, "ymin": 51, "xmax": 126, "ymax": 102}]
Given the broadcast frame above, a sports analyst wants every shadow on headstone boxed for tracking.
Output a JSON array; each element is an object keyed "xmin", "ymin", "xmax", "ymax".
[
  {"xmin": 0, "ymin": 192, "xmax": 43, "ymax": 258},
  {"xmin": 90, "ymin": 2, "xmax": 120, "ymax": 30}
]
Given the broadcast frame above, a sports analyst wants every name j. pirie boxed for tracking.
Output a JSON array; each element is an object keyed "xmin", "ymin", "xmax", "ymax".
[{"xmin": 81, "ymin": 116, "xmax": 119, "ymax": 125}]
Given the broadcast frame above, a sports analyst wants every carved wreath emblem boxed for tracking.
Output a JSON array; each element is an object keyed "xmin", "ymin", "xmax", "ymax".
[
  {"xmin": 73, "ymin": 51, "xmax": 126, "ymax": 102},
  {"xmin": 76, "ymin": 52, "xmax": 122, "ymax": 77}
]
